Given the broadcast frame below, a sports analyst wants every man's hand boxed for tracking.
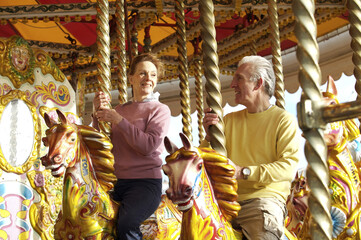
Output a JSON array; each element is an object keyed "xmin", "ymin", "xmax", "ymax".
[{"xmin": 203, "ymin": 108, "xmax": 219, "ymax": 141}]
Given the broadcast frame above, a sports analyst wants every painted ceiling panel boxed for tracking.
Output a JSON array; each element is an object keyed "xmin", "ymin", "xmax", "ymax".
[
  {"xmin": 0, "ymin": 24, "xmax": 18, "ymax": 38},
  {"xmin": 62, "ymin": 22, "xmax": 97, "ymax": 47},
  {"xmin": 0, "ymin": 0, "xmax": 38, "ymax": 6},
  {"xmin": 13, "ymin": 21, "xmax": 79, "ymax": 45}
]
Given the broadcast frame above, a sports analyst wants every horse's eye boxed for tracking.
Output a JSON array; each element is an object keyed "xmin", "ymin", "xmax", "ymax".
[
  {"xmin": 197, "ymin": 163, "xmax": 202, "ymax": 170},
  {"xmin": 71, "ymin": 138, "xmax": 76, "ymax": 142}
]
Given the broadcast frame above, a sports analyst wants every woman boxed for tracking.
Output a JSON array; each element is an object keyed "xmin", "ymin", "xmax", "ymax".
[{"xmin": 92, "ymin": 53, "xmax": 171, "ymax": 240}]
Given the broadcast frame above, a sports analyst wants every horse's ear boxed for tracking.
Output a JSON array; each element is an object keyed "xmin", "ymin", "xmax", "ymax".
[
  {"xmin": 179, "ymin": 132, "xmax": 192, "ymax": 150},
  {"xmin": 56, "ymin": 109, "xmax": 68, "ymax": 125},
  {"xmin": 326, "ymin": 75, "xmax": 337, "ymax": 96},
  {"xmin": 164, "ymin": 136, "xmax": 178, "ymax": 154},
  {"xmin": 44, "ymin": 112, "xmax": 56, "ymax": 128}
]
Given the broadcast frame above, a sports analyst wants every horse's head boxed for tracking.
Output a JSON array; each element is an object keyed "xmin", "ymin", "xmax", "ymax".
[
  {"xmin": 322, "ymin": 75, "xmax": 348, "ymax": 149},
  {"xmin": 287, "ymin": 172, "xmax": 310, "ymax": 221},
  {"xmin": 162, "ymin": 133, "xmax": 203, "ymax": 211},
  {"xmin": 41, "ymin": 109, "xmax": 78, "ymax": 177}
]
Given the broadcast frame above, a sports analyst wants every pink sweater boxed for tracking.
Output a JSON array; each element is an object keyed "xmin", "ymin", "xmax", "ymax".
[{"xmin": 93, "ymin": 101, "xmax": 171, "ymax": 179}]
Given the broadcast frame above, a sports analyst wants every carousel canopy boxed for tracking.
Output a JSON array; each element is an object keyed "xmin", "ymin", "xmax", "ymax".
[{"xmin": 0, "ymin": 0, "xmax": 354, "ymax": 118}]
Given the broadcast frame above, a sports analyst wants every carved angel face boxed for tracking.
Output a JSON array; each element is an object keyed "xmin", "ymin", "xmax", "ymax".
[{"xmin": 11, "ymin": 45, "xmax": 29, "ymax": 71}]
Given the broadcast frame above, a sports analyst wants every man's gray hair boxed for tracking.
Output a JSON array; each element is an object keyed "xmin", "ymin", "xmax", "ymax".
[{"xmin": 238, "ymin": 55, "xmax": 275, "ymax": 98}]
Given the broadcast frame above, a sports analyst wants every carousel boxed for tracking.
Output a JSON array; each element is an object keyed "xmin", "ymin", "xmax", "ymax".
[{"xmin": 0, "ymin": 0, "xmax": 360, "ymax": 239}]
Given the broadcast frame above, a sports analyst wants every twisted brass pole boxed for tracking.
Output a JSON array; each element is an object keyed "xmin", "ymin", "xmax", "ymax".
[
  {"xmin": 199, "ymin": 0, "xmax": 226, "ymax": 156},
  {"xmin": 131, "ymin": 22, "xmax": 138, "ymax": 57},
  {"xmin": 76, "ymin": 73, "xmax": 86, "ymax": 120},
  {"xmin": 293, "ymin": 0, "xmax": 332, "ymax": 239},
  {"xmin": 143, "ymin": 26, "xmax": 152, "ymax": 53},
  {"xmin": 268, "ymin": 0, "xmax": 285, "ymax": 109},
  {"xmin": 176, "ymin": 0, "xmax": 192, "ymax": 142},
  {"xmin": 96, "ymin": 0, "xmax": 112, "ymax": 135},
  {"xmin": 115, "ymin": 0, "xmax": 127, "ymax": 104},
  {"xmin": 194, "ymin": 55, "xmax": 205, "ymax": 144},
  {"xmin": 250, "ymin": 40, "xmax": 257, "ymax": 55},
  {"xmin": 347, "ymin": 0, "xmax": 361, "ymax": 130}
]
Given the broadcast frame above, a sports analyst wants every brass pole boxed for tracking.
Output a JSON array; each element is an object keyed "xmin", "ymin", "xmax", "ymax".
[
  {"xmin": 250, "ymin": 40, "xmax": 257, "ymax": 56},
  {"xmin": 194, "ymin": 56, "xmax": 205, "ymax": 144},
  {"xmin": 293, "ymin": 0, "xmax": 332, "ymax": 238},
  {"xmin": 268, "ymin": 0, "xmax": 285, "ymax": 109},
  {"xmin": 143, "ymin": 26, "xmax": 152, "ymax": 53},
  {"xmin": 76, "ymin": 73, "xmax": 86, "ymax": 120},
  {"xmin": 192, "ymin": 38, "xmax": 205, "ymax": 144},
  {"xmin": 131, "ymin": 17, "xmax": 138, "ymax": 57},
  {"xmin": 199, "ymin": 0, "xmax": 226, "ymax": 156},
  {"xmin": 115, "ymin": 0, "xmax": 127, "ymax": 104},
  {"xmin": 176, "ymin": 0, "xmax": 192, "ymax": 142},
  {"xmin": 96, "ymin": 0, "xmax": 112, "ymax": 135},
  {"xmin": 347, "ymin": 0, "xmax": 361, "ymax": 131}
]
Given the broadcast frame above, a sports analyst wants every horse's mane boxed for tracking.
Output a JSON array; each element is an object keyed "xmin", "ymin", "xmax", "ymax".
[
  {"xmin": 166, "ymin": 147, "xmax": 240, "ymax": 221},
  {"xmin": 78, "ymin": 125, "xmax": 117, "ymax": 192}
]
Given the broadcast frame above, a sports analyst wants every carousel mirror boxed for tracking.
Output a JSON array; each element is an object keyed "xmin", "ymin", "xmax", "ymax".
[{"xmin": 0, "ymin": 90, "xmax": 40, "ymax": 174}]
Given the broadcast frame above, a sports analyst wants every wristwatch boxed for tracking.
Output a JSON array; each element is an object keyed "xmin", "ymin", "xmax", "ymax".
[{"xmin": 241, "ymin": 167, "xmax": 251, "ymax": 180}]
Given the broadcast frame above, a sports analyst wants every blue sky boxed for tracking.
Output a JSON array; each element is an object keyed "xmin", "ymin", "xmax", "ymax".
[{"xmin": 165, "ymin": 73, "xmax": 358, "ymax": 171}]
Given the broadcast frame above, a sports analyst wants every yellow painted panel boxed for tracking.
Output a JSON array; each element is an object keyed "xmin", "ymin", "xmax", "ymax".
[
  {"xmin": 0, "ymin": 0, "xmax": 37, "ymax": 6},
  {"xmin": 138, "ymin": 16, "xmax": 176, "ymax": 45},
  {"xmin": 13, "ymin": 22, "xmax": 79, "ymax": 45},
  {"xmin": 289, "ymin": 17, "xmax": 348, "ymax": 43}
]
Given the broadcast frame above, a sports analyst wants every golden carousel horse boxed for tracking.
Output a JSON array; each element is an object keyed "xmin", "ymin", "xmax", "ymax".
[
  {"xmin": 41, "ymin": 109, "xmax": 118, "ymax": 239},
  {"xmin": 285, "ymin": 76, "xmax": 361, "ymax": 240},
  {"xmin": 162, "ymin": 133, "xmax": 242, "ymax": 240},
  {"xmin": 41, "ymin": 109, "xmax": 182, "ymax": 240}
]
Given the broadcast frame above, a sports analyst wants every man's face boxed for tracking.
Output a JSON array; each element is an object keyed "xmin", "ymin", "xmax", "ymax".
[{"xmin": 230, "ymin": 63, "xmax": 258, "ymax": 106}]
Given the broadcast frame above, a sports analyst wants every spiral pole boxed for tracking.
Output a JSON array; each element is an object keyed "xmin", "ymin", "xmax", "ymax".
[
  {"xmin": 199, "ymin": 0, "xmax": 226, "ymax": 156},
  {"xmin": 96, "ymin": 0, "xmax": 112, "ymax": 135},
  {"xmin": 115, "ymin": 0, "xmax": 127, "ymax": 104},
  {"xmin": 176, "ymin": 0, "xmax": 192, "ymax": 142},
  {"xmin": 250, "ymin": 40, "xmax": 257, "ymax": 55},
  {"xmin": 347, "ymin": 0, "xmax": 361, "ymax": 130},
  {"xmin": 131, "ymin": 22, "xmax": 138, "ymax": 57},
  {"xmin": 268, "ymin": 0, "xmax": 285, "ymax": 109},
  {"xmin": 194, "ymin": 56, "xmax": 205, "ymax": 144},
  {"xmin": 293, "ymin": 0, "xmax": 332, "ymax": 239},
  {"xmin": 143, "ymin": 26, "xmax": 152, "ymax": 53},
  {"xmin": 76, "ymin": 73, "xmax": 86, "ymax": 119}
]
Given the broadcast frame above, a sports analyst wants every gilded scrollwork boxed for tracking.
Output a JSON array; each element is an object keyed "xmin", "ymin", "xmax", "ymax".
[
  {"xmin": 0, "ymin": 36, "xmax": 66, "ymax": 89},
  {"xmin": 0, "ymin": 90, "xmax": 40, "ymax": 174},
  {"xmin": 28, "ymin": 168, "xmax": 63, "ymax": 240}
]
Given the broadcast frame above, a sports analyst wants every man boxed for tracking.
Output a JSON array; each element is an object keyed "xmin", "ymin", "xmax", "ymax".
[{"xmin": 202, "ymin": 55, "xmax": 300, "ymax": 239}]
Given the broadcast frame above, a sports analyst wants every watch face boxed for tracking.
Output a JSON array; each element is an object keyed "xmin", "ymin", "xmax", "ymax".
[{"xmin": 243, "ymin": 167, "xmax": 251, "ymax": 176}]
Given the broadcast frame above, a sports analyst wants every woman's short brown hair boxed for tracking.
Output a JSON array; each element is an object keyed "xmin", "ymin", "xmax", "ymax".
[{"xmin": 128, "ymin": 53, "xmax": 165, "ymax": 79}]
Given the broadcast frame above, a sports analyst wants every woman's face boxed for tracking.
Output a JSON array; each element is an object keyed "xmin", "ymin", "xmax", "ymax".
[
  {"xmin": 129, "ymin": 61, "xmax": 158, "ymax": 101},
  {"xmin": 11, "ymin": 45, "xmax": 29, "ymax": 71}
]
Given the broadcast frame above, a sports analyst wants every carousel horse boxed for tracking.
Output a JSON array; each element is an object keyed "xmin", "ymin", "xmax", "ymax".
[
  {"xmin": 284, "ymin": 172, "xmax": 310, "ymax": 239},
  {"xmin": 285, "ymin": 75, "xmax": 361, "ymax": 239},
  {"xmin": 41, "ymin": 109, "xmax": 182, "ymax": 240},
  {"xmin": 41, "ymin": 109, "xmax": 118, "ymax": 239},
  {"xmin": 162, "ymin": 132, "xmax": 242, "ymax": 240}
]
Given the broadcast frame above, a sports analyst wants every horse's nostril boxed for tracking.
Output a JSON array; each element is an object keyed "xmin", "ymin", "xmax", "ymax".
[
  {"xmin": 184, "ymin": 186, "xmax": 192, "ymax": 198},
  {"xmin": 52, "ymin": 155, "xmax": 62, "ymax": 164}
]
